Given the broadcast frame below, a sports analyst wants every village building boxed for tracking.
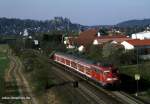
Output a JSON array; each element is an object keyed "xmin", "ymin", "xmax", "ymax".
[
  {"xmin": 121, "ymin": 39, "xmax": 150, "ymax": 59},
  {"xmin": 64, "ymin": 28, "xmax": 131, "ymax": 52},
  {"xmin": 93, "ymin": 35, "xmax": 131, "ymax": 45},
  {"xmin": 64, "ymin": 36, "xmax": 78, "ymax": 49},
  {"xmin": 64, "ymin": 29, "xmax": 99, "ymax": 51},
  {"xmin": 131, "ymin": 31, "xmax": 150, "ymax": 40}
]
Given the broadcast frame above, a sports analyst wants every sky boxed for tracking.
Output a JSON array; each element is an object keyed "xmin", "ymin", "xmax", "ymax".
[{"xmin": 0, "ymin": 0, "xmax": 150, "ymax": 25}]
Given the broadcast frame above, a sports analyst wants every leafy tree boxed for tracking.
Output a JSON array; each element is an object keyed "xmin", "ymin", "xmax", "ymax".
[
  {"xmin": 102, "ymin": 43, "xmax": 124, "ymax": 66},
  {"xmin": 20, "ymin": 50, "xmax": 52, "ymax": 93},
  {"xmin": 99, "ymin": 28, "xmax": 109, "ymax": 35},
  {"xmin": 86, "ymin": 45, "xmax": 103, "ymax": 61},
  {"xmin": 120, "ymin": 50, "xmax": 137, "ymax": 65}
]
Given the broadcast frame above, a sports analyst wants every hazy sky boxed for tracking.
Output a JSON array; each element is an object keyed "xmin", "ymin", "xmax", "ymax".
[{"xmin": 0, "ymin": 0, "xmax": 150, "ymax": 25}]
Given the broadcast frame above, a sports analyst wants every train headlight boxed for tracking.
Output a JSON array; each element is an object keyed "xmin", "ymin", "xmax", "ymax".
[
  {"xmin": 106, "ymin": 78, "xmax": 113, "ymax": 81},
  {"xmin": 107, "ymin": 78, "xmax": 117, "ymax": 81}
]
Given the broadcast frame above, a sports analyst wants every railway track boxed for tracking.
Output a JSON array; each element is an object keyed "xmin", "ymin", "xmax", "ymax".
[
  {"xmin": 49, "ymin": 61, "xmax": 123, "ymax": 104},
  {"xmin": 49, "ymin": 60, "xmax": 146, "ymax": 104},
  {"xmin": 51, "ymin": 66, "xmax": 106, "ymax": 104},
  {"xmin": 3, "ymin": 50, "xmax": 38, "ymax": 104},
  {"xmin": 14, "ymin": 56, "xmax": 38, "ymax": 104},
  {"xmin": 18, "ymin": 49, "xmax": 147, "ymax": 104}
]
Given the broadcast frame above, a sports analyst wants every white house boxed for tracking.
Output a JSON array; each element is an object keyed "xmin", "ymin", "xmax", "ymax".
[
  {"xmin": 78, "ymin": 45, "xmax": 85, "ymax": 52},
  {"xmin": 92, "ymin": 35, "xmax": 130, "ymax": 45},
  {"xmin": 34, "ymin": 40, "xmax": 39, "ymax": 45},
  {"xmin": 121, "ymin": 41, "xmax": 134, "ymax": 50},
  {"xmin": 67, "ymin": 45, "xmax": 75, "ymax": 49},
  {"xmin": 23, "ymin": 29, "xmax": 29, "ymax": 36},
  {"xmin": 121, "ymin": 39, "xmax": 150, "ymax": 59},
  {"xmin": 64, "ymin": 37, "xmax": 77, "ymax": 49},
  {"xmin": 93, "ymin": 39, "xmax": 99, "ymax": 45},
  {"xmin": 132, "ymin": 31, "xmax": 150, "ymax": 40}
]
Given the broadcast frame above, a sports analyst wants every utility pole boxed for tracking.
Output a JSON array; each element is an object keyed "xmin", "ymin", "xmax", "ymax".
[{"xmin": 135, "ymin": 47, "xmax": 140, "ymax": 96}]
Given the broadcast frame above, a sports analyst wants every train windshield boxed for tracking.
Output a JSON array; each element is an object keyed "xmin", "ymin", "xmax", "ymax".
[
  {"xmin": 101, "ymin": 63, "xmax": 111, "ymax": 67},
  {"xmin": 94, "ymin": 61, "xmax": 111, "ymax": 67},
  {"xmin": 103, "ymin": 70, "xmax": 111, "ymax": 76}
]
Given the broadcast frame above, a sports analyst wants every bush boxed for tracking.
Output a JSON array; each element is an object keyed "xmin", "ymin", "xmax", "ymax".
[
  {"xmin": 19, "ymin": 50, "xmax": 52, "ymax": 93},
  {"xmin": 86, "ymin": 45, "xmax": 103, "ymax": 61},
  {"xmin": 102, "ymin": 43, "xmax": 124, "ymax": 66},
  {"xmin": 120, "ymin": 50, "xmax": 137, "ymax": 65}
]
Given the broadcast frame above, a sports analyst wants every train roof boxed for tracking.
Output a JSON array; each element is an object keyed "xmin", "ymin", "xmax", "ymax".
[
  {"xmin": 55, "ymin": 52, "xmax": 94, "ymax": 65},
  {"xmin": 54, "ymin": 52, "xmax": 112, "ymax": 69}
]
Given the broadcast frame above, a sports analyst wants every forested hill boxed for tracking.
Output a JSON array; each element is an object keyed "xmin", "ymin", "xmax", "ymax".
[
  {"xmin": 0, "ymin": 17, "xmax": 86, "ymax": 35},
  {"xmin": 1, "ymin": 17, "xmax": 150, "ymax": 35},
  {"xmin": 116, "ymin": 19, "xmax": 150, "ymax": 27}
]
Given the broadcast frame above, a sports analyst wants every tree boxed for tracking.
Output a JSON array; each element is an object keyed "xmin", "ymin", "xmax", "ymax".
[
  {"xmin": 86, "ymin": 45, "xmax": 103, "ymax": 61},
  {"xmin": 99, "ymin": 28, "xmax": 109, "ymax": 35},
  {"xmin": 102, "ymin": 43, "xmax": 124, "ymax": 66},
  {"xmin": 120, "ymin": 50, "xmax": 137, "ymax": 65}
]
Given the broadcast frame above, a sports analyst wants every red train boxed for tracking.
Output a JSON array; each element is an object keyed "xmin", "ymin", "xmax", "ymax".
[{"xmin": 51, "ymin": 52, "xmax": 120, "ymax": 87}]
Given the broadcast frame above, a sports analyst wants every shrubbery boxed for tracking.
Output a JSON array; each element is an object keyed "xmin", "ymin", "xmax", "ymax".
[
  {"xmin": 85, "ymin": 43, "xmax": 137, "ymax": 66},
  {"xmin": 20, "ymin": 50, "xmax": 53, "ymax": 93}
]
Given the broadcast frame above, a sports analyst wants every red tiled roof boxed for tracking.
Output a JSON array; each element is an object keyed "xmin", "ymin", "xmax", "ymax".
[
  {"xmin": 76, "ymin": 28, "xmax": 98, "ymax": 46},
  {"xmin": 66, "ymin": 28, "xmax": 129, "ymax": 47},
  {"xmin": 95, "ymin": 36, "xmax": 131, "ymax": 43},
  {"xmin": 126, "ymin": 39, "xmax": 150, "ymax": 46},
  {"xmin": 112, "ymin": 38, "xmax": 132, "ymax": 43},
  {"xmin": 96, "ymin": 35, "xmax": 127, "ymax": 39}
]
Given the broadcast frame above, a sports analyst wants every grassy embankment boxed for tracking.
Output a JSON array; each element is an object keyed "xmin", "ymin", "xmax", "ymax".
[
  {"xmin": 19, "ymin": 50, "xmax": 78, "ymax": 104},
  {"xmin": 0, "ymin": 45, "xmax": 21, "ymax": 104},
  {"xmin": 119, "ymin": 62, "xmax": 150, "ymax": 101},
  {"xmin": 0, "ymin": 45, "xmax": 10, "ymax": 96}
]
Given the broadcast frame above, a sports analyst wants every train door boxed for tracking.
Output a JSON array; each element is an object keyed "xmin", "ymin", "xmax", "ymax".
[
  {"xmin": 103, "ymin": 70, "xmax": 112, "ymax": 83},
  {"xmin": 95, "ymin": 69, "xmax": 100, "ymax": 81},
  {"xmin": 91, "ymin": 68, "xmax": 100, "ymax": 81},
  {"xmin": 99, "ymin": 70, "xmax": 103, "ymax": 82}
]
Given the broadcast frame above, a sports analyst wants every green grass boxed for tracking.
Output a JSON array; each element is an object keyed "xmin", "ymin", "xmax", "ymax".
[
  {"xmin": 119, "ymin": 62, "xmax": 150, "ymax": 99},
  {"xmin": 0, "ymin": 45, "xmax": 9, "ymax": 96},
  {"xmin": 119, "ymin": 65, "xmax": 139, "ymax": 78},
  {"xmin": 0, "ymin": 44, "xmax": 22, "ymax": 103},
  {"xmin": 119, "ymin": 62, "xmax": 150, "ymax": 81}
]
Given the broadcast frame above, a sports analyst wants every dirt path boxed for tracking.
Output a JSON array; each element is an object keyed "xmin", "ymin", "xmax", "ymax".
[
  {"xmin": 3, "ymin": 50, "xmax": 39, "ymax": 104},
  {"xmin": 15, "ymin": 57, "xmax": 39, "ymax": 104}
]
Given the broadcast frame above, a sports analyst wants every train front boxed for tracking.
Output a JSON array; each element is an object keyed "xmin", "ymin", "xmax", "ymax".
[{"xmin": 102, "ymin": 64, "xmax": 121, "ymax": 87}]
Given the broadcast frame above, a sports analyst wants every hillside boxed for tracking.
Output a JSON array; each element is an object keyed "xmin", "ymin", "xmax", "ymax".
[
  {"xmin": 1, "ymin": 17, "xmax": 150, "ymax": 35},
  {"xmin": 0, "ymin": 17, "xmax": 86, "ymax": 35},
  {"xmin": 116, "ymin": 19, "xmax": 150, "ymax": 27}
]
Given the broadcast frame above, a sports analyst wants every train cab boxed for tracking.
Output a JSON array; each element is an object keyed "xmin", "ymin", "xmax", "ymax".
[{"xmin": 91, "ymin": 63, "xmax": 120, "ymax": 87}]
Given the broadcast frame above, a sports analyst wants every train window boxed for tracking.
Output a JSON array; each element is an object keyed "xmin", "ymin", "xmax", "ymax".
[
  {"xmin": 103, "ymin": 71, "xmax": 111, "ymax": 75},
  {"xmin": 71, "ymin": 61, "xmax": 77, "ymax": 69},
  {"xmin": 66, "ymin": 59, "xmax": 70, "ymax": 65},
  {"xmin": 91, "ymin": 66, "xmax": 99, "ymax": 73},
  {"xmin": 93, "ymin": 67, "xmax": 100, "ymax": 73},
  {"xmin": 96, "ymin": 69, "xmax": 99, "ymax": 73},
  {"xmin": 78, "ymin": 64, "xmax": 84, "ymax": 72},
  {"xmin": 85, "ymin": 67, "xmax": 91, "ymax": 74}
]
